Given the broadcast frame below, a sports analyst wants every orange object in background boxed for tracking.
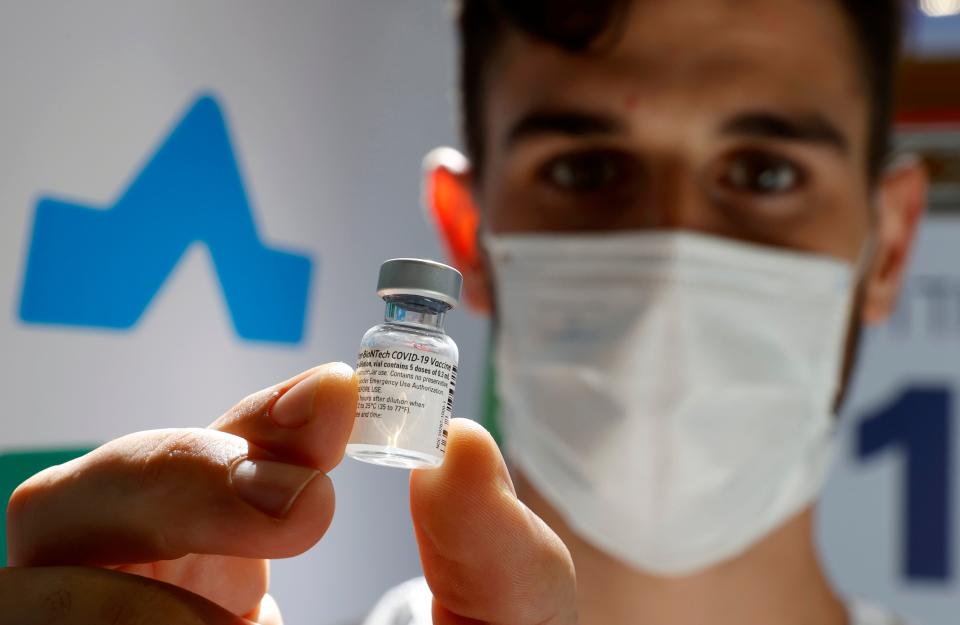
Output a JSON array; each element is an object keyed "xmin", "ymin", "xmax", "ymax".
[{"xmin": 897, "ymin": 59, "xmax": 960, "ymax": 213}]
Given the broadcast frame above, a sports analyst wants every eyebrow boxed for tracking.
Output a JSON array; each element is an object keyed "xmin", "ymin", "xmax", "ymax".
[
  {"xmin": 503, "ymin": 108, "xmax": 850, "ymax": 155},
  {"xmin": 720, "ymin": 112, "xmax": 849, "ymax": 154},
  {"xmin": 505, "ymin": 110, "xmax": 627, "ymax": 149}
]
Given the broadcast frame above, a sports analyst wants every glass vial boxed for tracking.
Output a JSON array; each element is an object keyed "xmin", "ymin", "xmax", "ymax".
[{"xmin": 346, "ymin": 258, "xmax": 462, "ymax": 469}]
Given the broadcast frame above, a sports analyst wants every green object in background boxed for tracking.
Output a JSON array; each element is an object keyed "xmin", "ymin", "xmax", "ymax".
[
  {"xmin": 479, "ymin": 336, "xmax": 502, "ymax": 447},
  {"xmin": 0, "ymin": 448, "xmax": 93, "ymax": 566}
]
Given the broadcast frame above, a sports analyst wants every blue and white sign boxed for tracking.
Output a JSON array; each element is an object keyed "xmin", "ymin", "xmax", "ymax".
[
  {"xmin": 19, "ymin": 95, "xmax": 313, "ymax": 344},
  {"xmin": 822, "ymin": 216, "xmax": 960, "ymax": 625}
]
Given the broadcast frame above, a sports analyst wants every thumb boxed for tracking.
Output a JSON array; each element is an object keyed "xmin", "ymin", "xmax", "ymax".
[{"xmin": 410, "ymin": 418, "xmax": 577, "ymax": 625}]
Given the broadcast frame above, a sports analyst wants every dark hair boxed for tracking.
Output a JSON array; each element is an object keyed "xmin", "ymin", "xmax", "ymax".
[{"xmin": 457, "ymin": 0, "xmax": 903, "ymax": 181}]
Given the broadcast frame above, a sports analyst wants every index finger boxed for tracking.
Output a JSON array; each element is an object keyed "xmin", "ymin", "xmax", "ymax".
[
  {"xmin": 5, "ymin": 363, "xmax": 358, "ymax": 567},
  {"xmin": 209, "ymin": 362, "xmax": 358, "ymax": 471}
]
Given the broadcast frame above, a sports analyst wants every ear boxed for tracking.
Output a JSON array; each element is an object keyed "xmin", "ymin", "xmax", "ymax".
[
  {"xmin": 422, "ymin": 147, "xmax": 493, "ymax": 314},
  {"xmin": 861, "ymin": 155, "xmax": 929, "ymax": 324}
]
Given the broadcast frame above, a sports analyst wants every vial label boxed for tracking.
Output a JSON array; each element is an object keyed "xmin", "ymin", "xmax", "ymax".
[{"xmin": 351, "ymin": 346, "xmax": 457, "ymax": 458}]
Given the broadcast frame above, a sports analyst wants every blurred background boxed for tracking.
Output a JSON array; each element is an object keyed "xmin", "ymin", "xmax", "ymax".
[{"xmin": 0, "ymin": 2, "xmax": 958, "ymax": 624}]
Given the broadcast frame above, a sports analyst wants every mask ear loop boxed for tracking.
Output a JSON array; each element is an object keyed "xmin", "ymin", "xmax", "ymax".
[
  {"xmin": 830, "ymin": 190, "xmax": 888, "ymax": 414},
  {"xmin": 823, "ymin": 232, "xmax": 874, "ymax": 422},
  {"xmin": 851, "ymin": 232, "xmax": 877, "ymax": 285}
]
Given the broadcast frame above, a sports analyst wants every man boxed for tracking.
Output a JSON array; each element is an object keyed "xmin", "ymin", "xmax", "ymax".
[{"xmin": 1, "ymin": 1, "xmax": 929, "ymax": 624}]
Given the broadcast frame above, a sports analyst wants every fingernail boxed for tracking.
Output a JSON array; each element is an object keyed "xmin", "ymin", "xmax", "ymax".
[
  {"xmin": 270, "ymin": 373, "xmax": 321, "ymax": 428},
  {"xmin": 231, "ymin": 459, "xmax": 319, "ymax": 518},
  {"xmin": 270, "ymin": 363, "xmax": 356, "ymax": 428}
]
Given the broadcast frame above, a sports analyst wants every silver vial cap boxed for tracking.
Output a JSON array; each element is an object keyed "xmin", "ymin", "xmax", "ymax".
[{"xmin": 377, "ymin": 258, "xmax": 463, "ymax": 308}]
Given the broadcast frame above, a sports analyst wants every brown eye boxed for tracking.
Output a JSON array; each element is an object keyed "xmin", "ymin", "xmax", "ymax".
[
  {"xmin": 539, "ymin": 150, "xmax": 634, "ymax": 193},
  {"xmin": 717, "ymin": 151, "xmax": 806, "ymax": 195}
]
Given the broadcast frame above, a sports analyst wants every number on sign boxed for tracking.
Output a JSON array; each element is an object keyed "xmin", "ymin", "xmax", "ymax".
[{"xmin": 857, "ymin": 387, "xmax": 953, "ymax": 581}]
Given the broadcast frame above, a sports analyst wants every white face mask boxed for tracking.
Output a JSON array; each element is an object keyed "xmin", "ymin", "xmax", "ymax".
[{"xmin": 487, "ymin": 231, "xmax": 861, "ymax": 576}]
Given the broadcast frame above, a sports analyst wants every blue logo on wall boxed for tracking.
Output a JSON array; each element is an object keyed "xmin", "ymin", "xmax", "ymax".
[{"xmin": 18, "ymin": 94, "xmax": 312, "ymax": 344}]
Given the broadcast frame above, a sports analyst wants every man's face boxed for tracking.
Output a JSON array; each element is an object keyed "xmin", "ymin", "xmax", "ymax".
[{"xmin": 475, "ymin": 0, "xmax": 873, "ymax": 266}]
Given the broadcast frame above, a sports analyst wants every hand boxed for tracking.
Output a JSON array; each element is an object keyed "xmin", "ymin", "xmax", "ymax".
[
  {"xmin": 4, "ymin": 364, "xmax": 578, "ymax": 625},
  {"xmin": 4, "ymin": 362, "xmax": 359, "ymax": 624}
]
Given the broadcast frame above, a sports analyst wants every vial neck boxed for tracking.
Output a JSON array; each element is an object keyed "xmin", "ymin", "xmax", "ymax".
[{"xmin": 384, "ymin": 298, "xmax": 448, "ymax": 332}]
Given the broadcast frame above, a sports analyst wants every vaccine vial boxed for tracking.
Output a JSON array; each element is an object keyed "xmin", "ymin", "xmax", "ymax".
[{"xmin": 346, "ymin": 258, "xmax": 462, "ymax": 469}]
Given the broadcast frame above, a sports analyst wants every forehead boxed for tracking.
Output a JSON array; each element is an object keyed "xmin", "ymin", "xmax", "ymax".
[{"xmin": 484, "ymin": 0, "xmax": 868, "ymax": 153}]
